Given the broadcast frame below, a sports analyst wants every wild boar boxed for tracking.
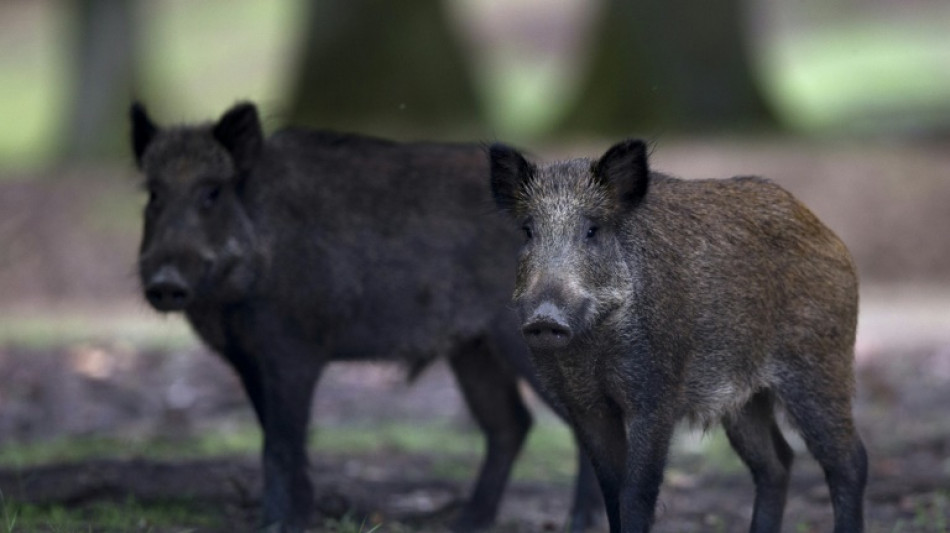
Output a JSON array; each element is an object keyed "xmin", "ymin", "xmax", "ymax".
[
  {"xmin": 490, "ymin": 139, "xmax": 867, "ymax": 533},
  {"xmin": 130, "ymin": 102, "xmax": 601, "ymax": 532}
]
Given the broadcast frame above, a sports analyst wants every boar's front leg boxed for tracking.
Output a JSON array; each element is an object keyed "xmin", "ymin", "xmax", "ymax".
[
  {"xmin": 619, "ymin": 411, "xmax": 675, "ymax": 532},
  {"xmin": 572, "ymin": 396, "xmax": 675, "ymax": 533},
  {"xmin": 247, "ymin": 316, "xmax": 325, "ymax": 532}
]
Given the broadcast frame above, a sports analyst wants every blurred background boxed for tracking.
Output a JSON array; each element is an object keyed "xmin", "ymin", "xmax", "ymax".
[
  {"xmin": 0, "ymin": 0, "xmax": 949, "ymax": 531},
  {"xmin": 3, "ymin": 0, "xmax": 950, "ymax": 168}
]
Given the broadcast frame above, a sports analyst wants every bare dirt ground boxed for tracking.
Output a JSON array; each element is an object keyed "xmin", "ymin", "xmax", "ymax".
[{"xmin": 1, "ymin": 139, "xmax": 949, "ymax": 531}]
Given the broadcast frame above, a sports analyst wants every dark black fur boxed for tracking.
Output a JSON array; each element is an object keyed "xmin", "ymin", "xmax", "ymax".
[{"xmin": 131, "ymin": 102, "xmax": 603, "ymax": 532}]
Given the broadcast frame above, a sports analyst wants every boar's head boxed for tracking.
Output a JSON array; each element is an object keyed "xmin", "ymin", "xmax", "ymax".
[
  {"xmin": 131, "ymin": 102, "xmax": 265, "ymax": 312},
  {"xmin": 489, "ymin": 140, "xmax": 649, "ymax": 351}
]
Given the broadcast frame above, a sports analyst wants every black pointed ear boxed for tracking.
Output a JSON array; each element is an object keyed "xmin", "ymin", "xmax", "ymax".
[
  {"xmin": 130, "ymin": 102, "xmax": 158, "ymax": 168},
  {"xmin": 593, "ymin": 139, "xmax": 650, "ymax": 207},
  {"xmin": 489, "ymin": 143, "xmax": 534, "ymax": 213},
  {"xmin": 213, "ymin": 102, "xmax": 263, "ymax": 173}
]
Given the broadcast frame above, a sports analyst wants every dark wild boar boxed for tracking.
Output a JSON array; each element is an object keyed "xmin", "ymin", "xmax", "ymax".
[
  {"xmin": 489, "ymin": 139, "xmax": 867, "ymax": 533},
  {"xmin": 130, "ymin": 102, "xmax": 602, "ymax": 532}
]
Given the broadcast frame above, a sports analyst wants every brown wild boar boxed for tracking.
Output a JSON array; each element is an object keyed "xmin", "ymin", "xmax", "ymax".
[{"xmin": 490, "ymin": 139, "xmax": 867, "ymax": 533}]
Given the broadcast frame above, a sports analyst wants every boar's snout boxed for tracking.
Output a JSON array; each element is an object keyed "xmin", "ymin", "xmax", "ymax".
[
  {"xmin": 521, "ymin": 301, "xmax": 573, "ymax": 350},
  {"xmin": 144, "ymin": 265, "xmax": 192, "ymax": 311}
]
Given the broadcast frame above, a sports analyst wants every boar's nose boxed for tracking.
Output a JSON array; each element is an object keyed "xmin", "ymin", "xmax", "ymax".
[
  {"xmin": 144, "ymin": 265, "xmax": 192, "ymax": 312},
  {"xmin": 521, "ymin": 302, "xmax": 573, "ymax": 350}
]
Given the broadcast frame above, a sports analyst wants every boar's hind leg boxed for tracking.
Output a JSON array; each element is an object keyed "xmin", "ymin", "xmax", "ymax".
[
  {"xmin": 777, "ymin": 373, "xmax": 867, "ymax": 533},
  {"xmin": 722, "ymin": 390, "xmax": 794, "ymax": 533},
  {"xmin": 447, "ymin": 337, "xmax": 532, "ymax": 532}
]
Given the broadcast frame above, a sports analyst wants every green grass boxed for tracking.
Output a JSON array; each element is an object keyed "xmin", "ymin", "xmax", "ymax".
[
  {"xmin": 0, "ymin": 415, "xmax": 798, "ymax": 531},
  {"xmin": 0, "ymin": 496, "xmax": 223, "ymax": 533},
  {"xmin": 0, "ymin": 420, "xmax": 575, "ymax": 532},
  {"xmin": 0, "ymin": 312, "xmax": 195, "ymax": 351},
  {"xmin": 316, "ymin": 418, "xmax": 578, "ymax": 483},
  {"xmin": 321, "ymin": 514, "xmax": 389, "ymax": 533},
  {"xmin": 0, "ymin": 429, "xmax": 261, "ymax": 469},
  {"xmin": 912, "ymin": 491, "xmax": 949, "ymax": 532},
  {"xmin": 0, "ymin": 409, "xmax": 747, "ymax": 481}
]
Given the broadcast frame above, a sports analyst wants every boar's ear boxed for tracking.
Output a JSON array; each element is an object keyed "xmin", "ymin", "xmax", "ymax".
[
  {"xmin": 213, "ymin": 102, "xmax": 263, "ymax": 174},
  {"xmin": 130, "ymin": 102, "xmax": 158, "ymax": 169},
  {"xmin": 593, "ymin": 138, "xmax": 650, "ymax": 208},
  {"xmin": 489, "ymin": 143, "xmax": 534, "ymax": 213}
]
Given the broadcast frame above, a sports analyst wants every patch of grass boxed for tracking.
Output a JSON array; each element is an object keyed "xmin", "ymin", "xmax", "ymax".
[
  {"xmin": 0, "ymin": 311, "xmax": 195, "ymax": 351},
  {"xmin": 316, "ymin": 422, "xmax": 484, "ymax": 482},
  {"xmin": 0, "ymin": 428, "xmax": 262, "ymax": 469},
  {"xmin": 913, "ymin": 491, "xmax": 949, "ymax": 532},
  {"xmin": 321, "ymin": 513, "xmax": 388, "ymax": 533},
  {"xmin": 317, "ymin": 422, "xmax": 480, "ymax": 457},
  {"xmin": 318, "ymin": 418, "xmax": 578, "ymax": 484},
  {"xmin": 795, "ymin": 521, "xmax": 815, "ymax": 533},
  {"xmin": 0, "ymin": 497, "xmax": 222, "ymax": 532},
  {"xmin": 1, "ymin": 490, "xmax": 18, "ymax": 533},
  {"xmin": 514, "ymin": 420, "xmax": 576, "ymax": 483}
]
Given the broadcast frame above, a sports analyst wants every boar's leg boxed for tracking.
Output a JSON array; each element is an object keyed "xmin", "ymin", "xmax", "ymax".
[
  {"xmin": 617, "ymin": 409, "xmax": 675, "ymax": 533},
  {"xmin": 567, "ymin": 449, "xmax": 605, "ymax": 532},
  {"xmin": 722, "ymin": 390, "xmax": 794, "ymax": 533},
  {"xmin": 578, "ymin": 397, "xmax": 676, "ymax": 533},
  {"xmin": 489, "ymin": 316, "xmax": 605, "ymax": 532},
  {"xmin": 249, "ymin": 325, "xmax": 324, "ymax": 532},
  {"xmin": 569, "ymin": 400, "xmax": 628, "ymax": 533},
  {"xmin": 777, "ymin": 377, "xmax": 867, "ymax": 533},
  {"xmin": 447, "ymin": 337, "xmax": 532, "ymax": 532},
  {"xmin": 221, "ymin": 345, "xmax": 266, "ymax": 426}
]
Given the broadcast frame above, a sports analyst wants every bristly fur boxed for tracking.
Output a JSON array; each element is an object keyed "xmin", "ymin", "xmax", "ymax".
[
  {"xmin": 491, "ymin": 137, "xmax": 867, "ymax": 533},
  {"xmin": 129, "ymin": 102, "xmax": 605, "ymax": 532}
]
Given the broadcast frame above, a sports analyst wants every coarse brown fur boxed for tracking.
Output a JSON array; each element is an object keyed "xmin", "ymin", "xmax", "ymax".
[{"xmin": 490, "ymin": 139, "xmax": 867, "ymax": 533}]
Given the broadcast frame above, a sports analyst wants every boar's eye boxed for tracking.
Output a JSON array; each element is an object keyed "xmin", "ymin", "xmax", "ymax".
[
  {"xmin": 198, "ymin": 184, "xmax": 222, "ymax": 211},
  {"xmin": 586, "ymin": 226, "xmax": 599, "ymax": 239},
  {"xmin": 521, "ymin": 224, "xmax": 533, "ymax": 241}
]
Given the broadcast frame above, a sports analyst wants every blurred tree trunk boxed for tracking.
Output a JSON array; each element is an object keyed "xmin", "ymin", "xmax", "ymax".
[
  {"xmin": 557, "ymin": 0, "xmax": 776, "ymax": 137},
  {"xmin": 286, "ymin": 0, "xmax": 485, "ymax": 140},
  {"xmin": 62, "ymin": 0, "xmax": 138, "ymax": 162}
]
